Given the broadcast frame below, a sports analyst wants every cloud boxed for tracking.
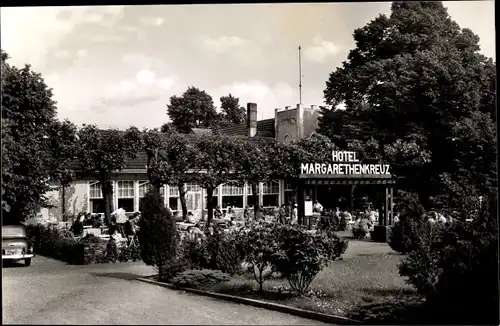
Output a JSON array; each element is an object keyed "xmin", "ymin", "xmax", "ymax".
[
  {"xmin": 76, "ymin": 49, "xmax": 88, "ymax": 58},
  {"xmin": 201, "ymin": 35, "xmax": 247, "ymax": 54},
  {"xmin": 136, "ymin": 69, "xmax": 156, "ymax": 85},
  {"xmin": 139, "ymin": 16, "xmax": 165, "ymax": 26},
  {"xmin": 157, "ymin": 77, "xmax": 175, "ymax": 90},
  {"xmin": 304, "ymin": 36, "xmax": 341, "ymax": 63},
  {"xmin": 54, "ymin": 50, "xmax": 72, "ymax": 60}
]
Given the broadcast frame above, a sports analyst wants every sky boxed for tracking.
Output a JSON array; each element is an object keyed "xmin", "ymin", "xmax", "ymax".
[{"xmin": 1, "ymin": 2, "xmax": 496, "ymax": 130}]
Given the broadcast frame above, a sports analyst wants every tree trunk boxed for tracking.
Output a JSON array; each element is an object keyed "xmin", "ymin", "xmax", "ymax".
[
  {"xmin": 206, "ymin": 187, "xmax": 214, "ymax": 226},
  {"xmin": 252, "ymin": 183, "xmax": 260, "ymax": 220},
  {"xmin": 61, "ymin": 184, "xmax": 66, "ymax": 221},
  {"xmin": 178, "ymin": 183, "xmax": 188, "ymax": 220},
  {"xmin": 101, "ymin": 180, "xmax": 114, "ymax": 224}
]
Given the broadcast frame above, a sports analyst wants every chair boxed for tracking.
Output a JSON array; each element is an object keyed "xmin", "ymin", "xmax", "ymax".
[{"xmin": 127, "ymin": 233, "xmax": 139, "ymax": 248}]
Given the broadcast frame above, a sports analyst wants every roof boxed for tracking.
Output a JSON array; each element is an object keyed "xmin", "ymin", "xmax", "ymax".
[
  {"xmin": 218, "ymin": 118, "xmax": 275, "ymax": 138},
  {"xmin": 71, "ymin": 130, "xmax": 276, "ymax": 173}
]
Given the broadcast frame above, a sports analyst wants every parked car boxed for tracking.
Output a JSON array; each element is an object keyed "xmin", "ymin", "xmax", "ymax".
[{"xmin": 2, "ymin": 224, "xmax": 35, "ymax": 266}]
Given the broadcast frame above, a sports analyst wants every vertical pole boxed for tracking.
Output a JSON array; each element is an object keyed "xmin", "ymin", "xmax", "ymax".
[
  {"xmin": 389, "ymin": 187, "xmax": 394, "ymax": 225},
  {"xmin": 350, "ymin": 185, "xmax": 355, "ymax": 211},
  {"xmin": 384, "ymin": 186, "xmax": 389, "ymax": 226},
  {"xmin": 298, "ymin": 46, "xmax": 302, "ymax": 105}
]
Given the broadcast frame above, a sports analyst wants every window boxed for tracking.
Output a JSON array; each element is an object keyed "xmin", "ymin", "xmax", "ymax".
[
  {"xmin": 263, "ymin": 180, "xmax": 279, "ymax": 207},
  {"xmin": 117, "ymin": 181, "xmax": 135, "ymax": 212},
  {"xmin": 221, "ymin": 182, "xmax": 244, "ymax": 208},
  {"xmin": 138, "ymin": 181, "xmax": 151, "ymax": 212},
  {"xmin": 168, "ymin": 184, "xmax": 179, "ymax": 211},
  {"xmin": 246, "ymin": 183, "xmax": 258, "ymax": 208},
  {"xmin": 89, "ymin": 182, "xmax": 104, "ymax": 213},
  {"xmin": 284, "ymin": 179, "xmax": 294, "ymax": 206},
  {"xmin": 186, "ymin": 183, "xmax": 202, "ymax": 211}
]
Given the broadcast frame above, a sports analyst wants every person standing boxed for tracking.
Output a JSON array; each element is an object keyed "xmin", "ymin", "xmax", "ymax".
[
  {"xmin": 291, "ymin": 204, "xmax": 298, "ymax": 225},
  {"xmin": 112, "ymin": 207, "xmax": 128, "ymax": 236},
  {"xmin": 278, "ymin": 204, "xmax": 286, "ymax": 224}
]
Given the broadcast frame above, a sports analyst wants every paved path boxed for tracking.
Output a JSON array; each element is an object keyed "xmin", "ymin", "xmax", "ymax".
[{"xmin": 2, "ymin": 256, "xmax": 328, "ymax": 325}]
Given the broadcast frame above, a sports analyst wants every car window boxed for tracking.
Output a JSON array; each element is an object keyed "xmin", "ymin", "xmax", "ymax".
[{"xmin": 2, "ymin": 225, "xmax": 27, "ymax": 237}]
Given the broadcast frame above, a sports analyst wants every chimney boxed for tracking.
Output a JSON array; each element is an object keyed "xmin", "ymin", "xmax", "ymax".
[
  {"xmin": 247, "ymin": 103, "xmax": 257, "ymax": 137},
  {"xmin": 285, "ymin": 106, "xmax": 291, "ymax": 110},
  {"xmin": 311, "ymin": 105, "xmax": 317, "ymax": 110}
]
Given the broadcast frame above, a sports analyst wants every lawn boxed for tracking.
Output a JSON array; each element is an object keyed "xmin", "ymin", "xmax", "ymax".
[{"xmin": 210, "ymin": 239, "xmax": 416, "ymax": 317}]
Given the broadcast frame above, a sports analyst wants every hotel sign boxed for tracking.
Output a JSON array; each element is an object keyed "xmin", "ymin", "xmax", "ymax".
[{"xmin": 300, "ymin": 151, "xmax": 391, "ymax": 176}]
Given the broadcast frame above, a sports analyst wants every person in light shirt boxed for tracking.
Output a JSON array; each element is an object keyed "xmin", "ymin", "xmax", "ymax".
[
  {"xmin": 313, "ymin": 200, "xmax": 324, "ymax": 214},
  {"xmin": 112, "ymin": 208, "xmax": 128, "ymax": 236},
  {"xmin": 291, "ymin": 204, "xmax": 298, "ymax": 225}
]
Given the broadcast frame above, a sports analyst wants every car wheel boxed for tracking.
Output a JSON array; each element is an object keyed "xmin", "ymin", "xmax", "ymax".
[{"xmin": 25, "ymin": 258, "xmax": 31, "ymax": 267}]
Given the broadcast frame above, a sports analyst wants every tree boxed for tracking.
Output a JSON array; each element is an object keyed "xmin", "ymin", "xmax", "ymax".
[
  {"xmin": 235, "ymin": 140, "xmax": 274, "ymax": 220},
  {"xmin": 149, "ymin": 132, "xmax": 197, "ymax": 220},
  {"xmin": 166, "ymin": 87, "xmax": 219, "ymax": 133},
  {"xmin": 76, "ymin": 125, "xmax": 142, "ymax": 223},
  {"xmin": 1, "ymin": 50, "xmax": 76, "ymax": 223},
  {"xmin": 141, "ymin": 128, "xmax": 166, "ymax": 189},
  {"xmin": 191, "ymin": 134, "xmax": 239, "ymax": 225},
  {"xmin": 319, "ymin": 1, "xmax": 496, "ymax": 208},
  {"xmin": 219, "ymin": 94, "xmax": 246, "ymax": 126},
  {"xmin": 47, "ymin": 119, "xmax": 79, "ymax": 218}
]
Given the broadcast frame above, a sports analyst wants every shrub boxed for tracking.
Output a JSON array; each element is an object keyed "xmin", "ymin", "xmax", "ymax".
[
  {"xmin": 118, "ymin": 244, "xmax": 141, "ymax": 262},
  {"xmin": 205, "ymin": 226, "xmax": 245, "ymax": 275},
  {"xmin": 180, "ymin": 225, "xmax": 244, "ymax": 275},
  {"xmin": 351, "ymin": 220, "xmax": 370, "ymax": 239},
  {"xmin": 399, "ymin": 192, "xmax": 499, "ymax": 324},
  {"xmin": 239, "ymin": 221, "xmax": 280, "ymax": 292},
  {"xmin": 180, "ymin": 236, "xmax": 210, "ymax": 270},
  {"xmin": 158, "ymin": 258, "xmax": 190, "ymax": 282},
  {"xmin": 388, "ymin": 194, "xmax": 428, "ymax": 254},
  {"xmin": 271, "ymin": 224, "xmax": 348, "ymax": 295},
  {"xmin": 347, "ymin": 298, "xmax": 427, "ymax": 324},
  {"xmin": 138, "ymin": 187, "xmax": 177, "ymax": 267},
  {"xmin": 171, "ymin": 269, "xmax": 230, "ymax": 289}
]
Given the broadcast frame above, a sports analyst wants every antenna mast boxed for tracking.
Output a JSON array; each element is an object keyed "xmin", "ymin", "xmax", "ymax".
[{"xmin": 298, "ymin": 45, "xmax": 302, "ymax": 104}]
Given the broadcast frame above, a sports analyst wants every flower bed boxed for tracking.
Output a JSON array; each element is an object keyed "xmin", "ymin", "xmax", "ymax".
[
  {"xmin": 26, "ymin": 224, "xmax": 141, "ymax": 265},
  {"xmin": 147, "ymin": 222, "xmax": 416, "ymax": 321}
]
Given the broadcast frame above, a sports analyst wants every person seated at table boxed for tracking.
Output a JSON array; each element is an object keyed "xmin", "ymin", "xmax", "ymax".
[
  {"xmin": 124, "ymin": 216, "xmax": 136, "ymax": 238},
  {"xmin": 82, "ymin": 212, "xmax": 93, "ymax": 226},
  {"xmin": 214, "ymin": 206, "xmax": 222, "ymax": 220},
  {"xmin": 313, "ymin": 200, "xmax": 324, "ymax": 214},
  {"xmin": 172, "ymin": 211, "xmax": 182, "ymax": 222},
  {"xmin": 186, "ymin": 211, "xmax": 196, "ymax": 224}
]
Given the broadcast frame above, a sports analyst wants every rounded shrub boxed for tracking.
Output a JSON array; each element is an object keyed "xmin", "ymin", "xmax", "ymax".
[{"xmin": 138, "ymin": 186, "xmax": 177, "ymax": 268}]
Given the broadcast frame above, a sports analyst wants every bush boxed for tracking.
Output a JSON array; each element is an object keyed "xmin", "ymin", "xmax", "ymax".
[
  {"xmin": 205, "ymin": 226, "xmax": 245, "ymax": 275},
  {"xmin": 239, "ymin": 221, "xmax": 280, "ymax": 292},
  {"xmin": 118, "ymin": 243, "xmax": 141, "ymax": 262},
  {"xmin": 138, "ymin": 187, "xmax": 177, "ymax": 267},
  {"xmin": 347, "ymin": 298, "xmax": 427, "ymax": 324},
  {"xmin": 29, "ymin": 225, "xmax": 84, "ymax": 264},
  {"xmin": 180, "ymin": 236, "xmax": 210, "ymax": 270},
  {"xmin": 399, "ymin": 192, "xmax": 499, "ymax": 324},
  {"xmin": 158, "ymin": 258, "xmax": 190, "ymax": 282},
  {"xmin": 171, "ymin": 269, "xmax": 230, "ymax": 289},
  {"xmin": 388, "ymin": 194, "xmax": 428, "ymax": 253},
  {"xmin": 180, "ymin": 225, "xmax": 245, "ymax": 275},
  {"xmin": 271, "ymin": 224, "xmax": 348, "ymax": 295},
  {"xmin": 351, "ymin": 220, "xmax": 370, "ymax": 239}
]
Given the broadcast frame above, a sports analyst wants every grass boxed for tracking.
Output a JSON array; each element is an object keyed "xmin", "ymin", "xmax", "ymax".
[{"xmin": 210, "ymin": 239, "xmax": 416, "ymax": 317}]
